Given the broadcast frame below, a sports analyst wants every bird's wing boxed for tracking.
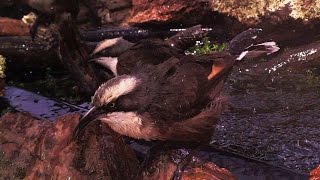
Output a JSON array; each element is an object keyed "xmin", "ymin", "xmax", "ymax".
[
  {"xmin": 148, "ymin": 61, "xmax": 210, "ymax": 121},
  {"xmin": 117, "ymin": 39, "xmax": 183, "ymax": 74},
  {"xmin": 147, "ymin": 52, "xmax": 236, "ymax": 122},
  {"xmin": 162, "ymin": 96, "xmax": 227, "ymax": 142}
]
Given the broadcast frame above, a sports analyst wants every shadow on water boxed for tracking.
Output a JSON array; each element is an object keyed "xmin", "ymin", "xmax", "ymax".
[{"xmin": 211, "ymin": 60, "xmax": 320, "ymax": 173}]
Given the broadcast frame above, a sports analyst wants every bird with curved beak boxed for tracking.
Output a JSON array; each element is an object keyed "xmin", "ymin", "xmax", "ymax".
[
  {"xmin": 89, "ymin": 25, "xmax": 208, "ymax": 76},
  {"xmin": 73, "ymin": 28, "xmax": 280, "ymax": 142}
]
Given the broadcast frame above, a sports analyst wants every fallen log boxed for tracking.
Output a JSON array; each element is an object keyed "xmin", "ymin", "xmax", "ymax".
[
  {"xmin": 0, "ymin": 17, "xmax": 30, "ymax": 36},
  {"xmin": 0, "ymin": 36, "xmax": 53, "ymax": 55}
]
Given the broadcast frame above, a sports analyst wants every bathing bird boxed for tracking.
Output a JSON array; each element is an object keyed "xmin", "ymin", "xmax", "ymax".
[
  {"xmin": 89, "ymin": 25, "xmax": 208, "ymax": 76},
  {"xmin": 72, "ymin": 28, "xmax": 279, "ymax": 142}
]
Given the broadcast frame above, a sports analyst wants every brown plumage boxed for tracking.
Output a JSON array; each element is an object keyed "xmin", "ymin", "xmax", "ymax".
[
  {"xmin": 90, "ymin": 25, "xmax": 207, "ymax": 76},
  {"xmin": 73, "ymin": 28, "xmax": 280, "ymax": 143}
]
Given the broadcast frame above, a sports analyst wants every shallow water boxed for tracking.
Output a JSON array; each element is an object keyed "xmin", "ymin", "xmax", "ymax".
[
  {"xmin": 212, "ymin": 63, "xmax": 320, "ymax": 173},
  {"xmin": 3, "ymin": 86, "xmax": 88, "ymax": 121},
  {"xmin": 2, "ymin": 58, "xmax": 319, "ymax": 176},
  {"xmin": 2, "ymin": 80, "xmax": 313, "ymax": 178}
]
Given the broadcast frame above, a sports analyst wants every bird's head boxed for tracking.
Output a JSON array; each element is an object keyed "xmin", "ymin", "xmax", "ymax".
[
  {"xmin": 92, "ymin": 75, "xmax": 140, "ymax": 106},
  {"xmin": 72, "ymin": 75, "xmax": 141, "ymax": 139}
]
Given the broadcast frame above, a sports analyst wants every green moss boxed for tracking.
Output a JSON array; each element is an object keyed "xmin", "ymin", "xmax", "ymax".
[
  {"xmin": 0, "ymin": 55, "xmax": 6, "ymax": 78},
  {"xmin": 8, "ymin": 67, "xmax": 85, "ymax": 104},
  {"xmin": 186, "ymin": 37, "xmax": 226, "ymax": 55}
]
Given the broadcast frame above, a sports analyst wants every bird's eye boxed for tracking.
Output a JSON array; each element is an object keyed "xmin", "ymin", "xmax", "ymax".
[{"xmin": 109, "ymin": 102, "xmax": 116, "ymax": 108}]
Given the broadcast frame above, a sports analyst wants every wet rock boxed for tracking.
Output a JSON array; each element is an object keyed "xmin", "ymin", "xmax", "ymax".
[
  {"xmin": 124, "ymin": 0, "xmax": 320, "ymax": 26},
  {"xmin": 106, "ymin": 0, "xmax": 132, "ymax": 11},
  {"xmin": 310, "ymin": 165, "xmax": 320, "ymax": 180},
  {"xmin": 210, "ymin": 0, "xmax": 320, "ymax": 25},
  {"xmin": 110, "ymin": 8, "xmax": 132, "ymax": 24},
  {"xmin": 0, "ymin": 112, "xmax": 139, "ymax": 179},
  {"xmin": 126, "ymin": 0, "xmax": 211, "ymax": 25},
  {"xmin": 142, "ymin": 149, "xmax": 234, "ymax": 180},
  {"xmin": 80, "ymin": 0, "xmax": 131, "ymax": 26},
  {"xmin": 181, "ymin": 162, "xmax": 235, "ymax": 180}
]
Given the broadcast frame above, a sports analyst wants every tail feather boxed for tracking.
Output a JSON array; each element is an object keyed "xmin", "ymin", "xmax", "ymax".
[
  {"xmin": 166, "ymin": 25, "xmax": 208, "ymax": 51},
  {"xmin": 227, "ymin": 28, "xmax": 262, "ymax": 54},
  {"xmin": 163, "ymin": 96, "xmax": 228, "ymax": 142},
  {"xmin": 227, "ymin": 28, "xmax": 280, "ymax": 60}
]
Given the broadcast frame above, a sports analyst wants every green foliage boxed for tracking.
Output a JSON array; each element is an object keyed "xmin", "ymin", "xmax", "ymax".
[
  {"xmin": 187, "ymin": 37, "xmax": 226, "ymax": 55},
  {"xmin": 0, "ymin": 55, "xmax": 6, "ymax": 78},
  {"xmin": 8, "ymin": 67, "xmax": 85, "ymax": 104}
]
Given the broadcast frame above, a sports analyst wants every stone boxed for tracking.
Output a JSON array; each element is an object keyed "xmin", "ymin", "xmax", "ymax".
[
  {"xmin": 125, "ymin": 0, "xmax": 320, "ymax": 26},
  {"xmin": 106, "ymin": 0, "xmax": 132, "ymax": 11},
  {"xmin": 110, "ymin": 8, "xmax": 131, "ymax": 25},
  {"xmin": 181, "ymin": 162, "xmax": 235, "ymax": 180},
  {"xmin": 310, "ymin": 165, "xmax": 320, "ymax": 180},
  {"xmin": 0, "ymin": 112, "xmax": 140, "ymax": 179},
  {"xmin": 142, "ymin": 149, "xmax": 235, "ymax": 180},
  {"xmin": 210, "ymin": 0, "xmax": 320, "ymax": 25},
  {"xmin": 126, "ymin": 0, "xmax": 211, "ymax": 25}
]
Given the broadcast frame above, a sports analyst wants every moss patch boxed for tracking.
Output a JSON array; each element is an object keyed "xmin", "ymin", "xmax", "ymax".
[
  {"xmin": 186, "ymin": 37, "xmax": 226, "ymax": 55},
  {"xmin": 0, "ymin": 55, "xmax": 6, "ymax": 78},
  {"xmin": 7, "ymin": 67, "xmax": 86, "ymax": 104}
]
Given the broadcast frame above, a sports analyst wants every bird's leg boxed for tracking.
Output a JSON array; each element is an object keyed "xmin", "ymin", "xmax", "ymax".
[{"xmin": 30, "ymin": 12, "xmax": 54, "ymax": 41}]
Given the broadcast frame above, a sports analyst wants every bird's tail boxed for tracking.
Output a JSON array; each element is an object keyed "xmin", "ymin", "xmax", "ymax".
[
  {"xmin": 166, "ymin": 25, "xmax": 208, "ymax": 51},
  {"xmin": 227, "ymin": 28, "xmax": 280, "ymax": 60},
  {"xmin": 163, "ymin": 96, "xmax": 228, "ymax": 142}
]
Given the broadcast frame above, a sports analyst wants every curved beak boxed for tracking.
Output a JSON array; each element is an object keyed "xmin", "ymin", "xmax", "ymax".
[{"xmin": 72, "ymin": 106, "xmax": 106, "ymax": 140}]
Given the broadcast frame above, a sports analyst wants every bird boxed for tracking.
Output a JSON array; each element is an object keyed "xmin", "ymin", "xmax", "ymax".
[
  {"xmin": 89, "ymin": 25, "xmax": 208, "ymax": 76},
  {"xmin": 72, "ymin": 28, "xmax": 280, "ymax": 142},
  {"xmin": 13, "ymin": 0, "xmax": 79, "ymax": 40}
]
